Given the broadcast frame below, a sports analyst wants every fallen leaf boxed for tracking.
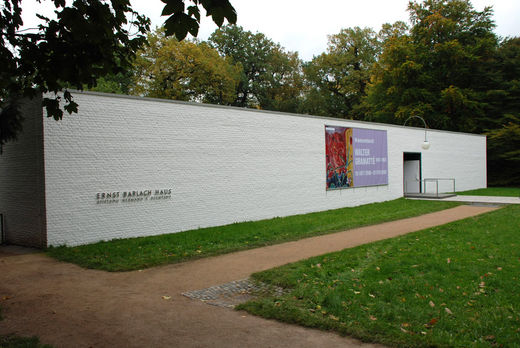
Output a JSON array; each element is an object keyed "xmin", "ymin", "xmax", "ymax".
[
  {"xmin": 400, "ymin": 327, "xmax": 409, "ymax": 333},
  {"xmin": 497, "ymin": 267, "xmax": 502, "ymax": 271},
  {"xmin": 329, "ymin": 314, "xmax": 339, "ymax": 321},
  {"xmin": 428, "ymin": 318, "xmax": 438, "ymax": 326},
  {"xmin": 401, "ymin": 323, "xmax": 411, "ymax": 327},
  {"xmin": 421, "ymin": 331, "xmax": 427, "ymax": 335},
  {"xmin": 447, "ymin": 258, "xmax": 451, "ymax": 264},
  {"xmin": 445, "ymin": 307, "xmax": 453, "ymax": 315},
  {"xmin": 162, "ymin": 296, "xmax": 171, "ymax": 300},
  {"xmin": 429, "ymin": 300, "xmax": 435, "ymax": 307},
  {"xmin": 354, "ymin": 291, "xmax": 361, "ymax": 295},
  {"xmin": 369, "ymin": 293, "xmax": 375, "ymax": 298},
  {"xmin": 485, "ymin": 335, "xmax": 495, "ymax": 341},
  {"xmin": 369, "ymin": 315, "xmax": 377, "ymax": 321}
]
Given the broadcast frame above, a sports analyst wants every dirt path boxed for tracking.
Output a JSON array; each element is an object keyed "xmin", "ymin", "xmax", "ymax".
[{"xmin": 0, "ymin": 205, "xmax": 496, "ymax": 348}]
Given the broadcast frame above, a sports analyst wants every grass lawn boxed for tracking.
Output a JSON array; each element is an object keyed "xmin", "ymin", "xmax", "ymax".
[
  {"xmin": 238, "ymin": 205, "xmax": 520, "ymax": 347},
  {"xmin": 457, "ymin": 187, "xmax": 520, "ymax": 197},
  {"xmin": 47, "ymin": 198, "xmax": 459, "ymax": 272}
]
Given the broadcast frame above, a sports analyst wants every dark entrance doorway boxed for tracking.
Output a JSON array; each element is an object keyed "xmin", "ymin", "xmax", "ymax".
[{"xmin": 403, "ymin": 152, "xmax": 421, "ymax": 195}]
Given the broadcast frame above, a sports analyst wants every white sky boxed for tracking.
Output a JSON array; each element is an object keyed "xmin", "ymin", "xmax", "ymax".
[{"xmin": 21, "ymin": 0, "xmax": 520, "ymax": 61}]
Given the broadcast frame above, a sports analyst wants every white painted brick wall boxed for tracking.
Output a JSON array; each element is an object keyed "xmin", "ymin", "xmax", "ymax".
[
  {"xmin": 40, "ymin": 92, "xmax": 486, "ymax": 246},
  {"xmin": 0, "ymin": 97, "xmax": 46, "ymax": 247}
]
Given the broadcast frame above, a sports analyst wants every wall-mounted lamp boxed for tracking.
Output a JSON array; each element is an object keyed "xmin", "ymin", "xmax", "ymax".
[{"xmin": 403, "ymin": 115, "xmax": 430, "ymax": 150}]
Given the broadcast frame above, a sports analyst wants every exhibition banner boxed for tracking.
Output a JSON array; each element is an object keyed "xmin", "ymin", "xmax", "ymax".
[{"xmin": 325, "ymin": 126, "xmax": 388, "ymax": 189}]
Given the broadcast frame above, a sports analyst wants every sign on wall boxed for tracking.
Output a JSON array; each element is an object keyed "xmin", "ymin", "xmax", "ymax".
[{"xmin": 325, "ymin": 126, "xmax": 388, "ymax": 189}]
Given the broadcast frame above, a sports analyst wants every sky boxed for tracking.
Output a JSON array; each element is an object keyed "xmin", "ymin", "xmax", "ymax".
[{"xmin": 21, "ymin": 0, "xmax": 520, "ymax": 61}]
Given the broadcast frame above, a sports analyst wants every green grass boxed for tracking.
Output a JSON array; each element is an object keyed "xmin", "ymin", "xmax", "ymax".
[
  {"xmin": 47, "ymin": 198, "xmax": 459, "ymax": 272},
  {"xmin": 238, "ymin": 205, "xmax": 520, "ymax": 347},
  {"xmin": 0, "ymin": 335, "xmax": 53, "ymax": 348},
  {"xmin": 457, "ymin": 187, "xmax": 520, "ymax": 197}
]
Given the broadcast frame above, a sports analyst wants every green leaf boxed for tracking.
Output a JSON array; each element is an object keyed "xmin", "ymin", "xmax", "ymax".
[
  {"xmin": 200, "ymin": 0, "xmax": 236, "ymax": 26},
  {"xmin": 164, "ymin": 13, "xmax": 199, "ymax": 40},
  {"xmin": 187, "ymin": 5, "xmax": 200, "ymax": 22},
  {"xmin": 161, "ymin": 0, "xmax": 185, "ymax": 16},
  {"xmin": 64, "ymin": 100, "xmax": 79, "ymax": 114},
  {"xmin": 42, "ymin": 98, "xmax": 64, "ymax": 121}
]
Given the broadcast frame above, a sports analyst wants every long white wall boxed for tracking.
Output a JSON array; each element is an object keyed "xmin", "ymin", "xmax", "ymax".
[{"xmin": 42, "ymin": 92, "xmax": 486, "ymax": 246}]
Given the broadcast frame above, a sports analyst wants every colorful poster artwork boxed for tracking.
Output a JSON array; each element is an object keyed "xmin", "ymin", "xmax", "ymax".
[
  {"xmin": 325, "ymin": 126, "xmax": 354, "ymax": 189},
  {"xmin": 325, "ymin": 126, "xmax": 388, "ymax": 189}
]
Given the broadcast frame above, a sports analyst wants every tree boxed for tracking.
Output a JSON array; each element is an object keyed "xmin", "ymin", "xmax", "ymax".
[
  {"xmin": 485, "ymin": 37, "xmax": 520, "ymax": 185},
  {"xmin": 0, "ymin": 0, "xmax": 236, "ymax": 147},
  {"xmin": 253, "ymin": 47, "xmax": 304, "ymax": 113},
  {"xmin": 486, "ymin": 115, "xmax": 520, "ymax": 186},
  {"xmin": 132, "ymin": 30, "xmax": 241, "ymax": 104},
  {"xmin": 493, "ymin": 38, "xmax": 520, "ymax": 122},
  {"xmin": 367, "ymin": 0, "xmax": 498, "ymax": 132},
  {"xmin": 302, "ymin": 27, "xmax": 380, "ymax": 119},
  {"xmin": 88, "ymin": 72, "xmax": 135, "ymax": 95},
  {"xmin": 208, "ymin": 25, "xmax": 304, "ymax": 112}
]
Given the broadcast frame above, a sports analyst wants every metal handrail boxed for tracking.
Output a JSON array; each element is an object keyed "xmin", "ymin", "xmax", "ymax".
[{"xmin": 423, "ymin": 178, "xmax": 456, "ymax": 197}]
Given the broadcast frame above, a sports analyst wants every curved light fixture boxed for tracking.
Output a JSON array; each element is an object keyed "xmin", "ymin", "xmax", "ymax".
[{"xmin": 404, "ymin": 115, "xmax": 430, "ymax": 150}]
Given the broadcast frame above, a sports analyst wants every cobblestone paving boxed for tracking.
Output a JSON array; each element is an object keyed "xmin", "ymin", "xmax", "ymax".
[{"xmin": 182, "ymin": 278, "xmax": 288, "ymax": 308}]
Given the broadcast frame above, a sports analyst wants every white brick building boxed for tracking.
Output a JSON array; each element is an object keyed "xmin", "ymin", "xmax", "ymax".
[{"xmin": 0, "ymin": 91, "xmax": 486, "ymax": 247}]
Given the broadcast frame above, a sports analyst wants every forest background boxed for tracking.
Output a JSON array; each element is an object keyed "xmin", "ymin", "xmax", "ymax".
[{"xmin": 2, "ymin": 0, "xmax": 519, "ymax": 185}]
